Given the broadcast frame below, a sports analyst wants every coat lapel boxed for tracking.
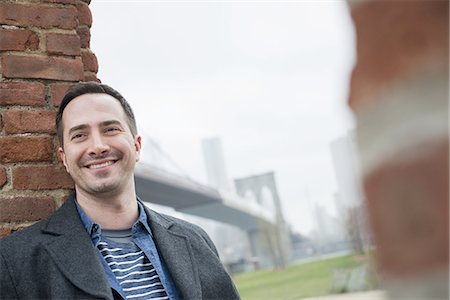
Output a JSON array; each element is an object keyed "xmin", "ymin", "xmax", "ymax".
[
  {"xmin": 41, "ymin": 195, "xmax": 112, "ymax": 299},
  {"xmin": 42, "ymin": 196, "xmax": 203, "ymax": 299},
  {"xmin": 145, "ymin": 207, "xmax": 202, "ymax": 300}
]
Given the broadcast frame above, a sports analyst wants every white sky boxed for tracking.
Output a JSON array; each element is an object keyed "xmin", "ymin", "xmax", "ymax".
[{"xmin": 89, "ymin": 1, "xmax": 356, "ymax": 235}]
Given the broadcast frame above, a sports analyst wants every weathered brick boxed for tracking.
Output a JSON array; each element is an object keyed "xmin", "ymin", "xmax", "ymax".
[
  {"xmin": 3, "ymin": 110, "xmax": 56, "ymax": 134},
  {"xmin": 84, "ymin": 72, "xmax": 99, "ymax": 83},
  {"xmin": 81, "ymin": 50, "xmax": 98, "ymax": 72},
  {"xmin": 0, "ymin": 29, "xmax": 39, "ymax": 51},
  {"xmin": 0, "ymin": 82, "xmax": 45, "ymax": 106},
  {"xmin": 0, "ymin": 3, "xmax": 78, "ymax": 30},
  {"xmin": 364, "ymin": 141, "xmax": 449, "ymax": 276},
  {"xmin": 44, "ymin": 0, "xmax": 77, "ymax": 4},
  {"xmin": 46, "ymin": 33, "xmax": 81, "ymax": 56},
  {"xmin": 76, "ymin": 26, "xmax": 90, "ymax": 48},
  {"xmin": 2, "ymin": 54, "xmax": 84, "ymax": 81},
  {"xmin": 0, "ymin": 197, "xmax": 56, "ymax": 222},
  {"xmin": 0, "ymin": 166, "xmax": 6, "ymax": 188},
  {"xmin": 50, "ymin": 82, "xmax": 73, "ymax": 107},
  {"xmin": 349, "ymin": 1, "xmax": 449, "ymax": 111},
  {"xmin": 13, "ymin": 165, "xmax": 73, "ymax": 190},
  {"xmin": 0, "ymin": 137, "xmax": 52, "ymax": 163},
  {"xmin": 76, "ymin": 2, "xmax": 92, "ymax": 27}
]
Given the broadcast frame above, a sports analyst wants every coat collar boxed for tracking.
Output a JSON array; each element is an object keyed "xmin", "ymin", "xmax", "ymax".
[
  {"xmin": 142, "ymin": 202, "xmax": 202, "ymax": 300},
  {"xmin": 42, "ymin": 194, "xmax": 202, "ymax": 300},
  {"xmin": 41, "ymin": 194, "xmax": 113, "ymax": 299}
]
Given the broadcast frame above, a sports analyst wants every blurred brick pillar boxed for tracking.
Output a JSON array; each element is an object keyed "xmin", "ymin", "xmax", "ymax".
[
  {"xmin": 0, "ymin": 0, "xmax": 99, "ymax": 238},
  {"xmin": 348, "ymin": 1, "xmax": 449, "ymax": 299}
]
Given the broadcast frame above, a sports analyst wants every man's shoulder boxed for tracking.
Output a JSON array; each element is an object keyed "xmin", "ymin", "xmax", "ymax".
[
  {"xmin": 150, "ymin": 208, "xmax": 204, "ymax": 232},
  {"xmin": 145, "ymin": 207, "xmax": 210, "ymax": 239},
  {"xmin": 146, "ymin": 208, "xmax": 218, "ymax": 253},
  {"xmin": 0, "ymin": 195, "xmax": 76, "ymax": 252},
  {"xmin": 0, "ymin": 217, "xmax": 49, "ymax": 253}
]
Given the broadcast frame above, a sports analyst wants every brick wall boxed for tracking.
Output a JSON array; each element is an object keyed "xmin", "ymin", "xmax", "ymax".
[
  {"xmin": 349, "ymin": 1, "xmax": 449, "ymax": 299},
  {"xmin": 0, "ymin": 0, "xmax": 99, "ymax": 237}
]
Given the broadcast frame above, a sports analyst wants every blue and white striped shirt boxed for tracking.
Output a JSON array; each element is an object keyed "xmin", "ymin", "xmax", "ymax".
[
  {"xmin": 97, "ymin": 238, "xmax": 168, "ymax": 299},
  {"xmin": 75, "ymin": 199, "xmax": 180, "ymax": 300}
]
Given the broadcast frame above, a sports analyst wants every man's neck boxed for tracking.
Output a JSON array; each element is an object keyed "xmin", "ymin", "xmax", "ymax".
[{"xmin": 75, "ymin": 188, "xmax": 139, "ymax": 230}]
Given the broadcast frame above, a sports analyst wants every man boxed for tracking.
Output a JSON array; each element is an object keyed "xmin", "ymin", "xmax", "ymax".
[{"xmin": 0, "ymin": 82, "xmax": 240, "ymax": 300}]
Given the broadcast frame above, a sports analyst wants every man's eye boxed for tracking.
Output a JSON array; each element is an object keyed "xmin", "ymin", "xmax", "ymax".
[
  {"xmin": 71, "ymin": 133, "xmax": 85, "ymax": 140},
  {"xmin": 105, "ymin": 127, "xmax": 120, "ymax": 134}
]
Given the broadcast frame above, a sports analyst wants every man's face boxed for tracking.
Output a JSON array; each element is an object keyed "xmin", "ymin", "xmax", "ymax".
[{"xmin": 59, "ymin": 93, "xmax": 141, "ymax": 198}]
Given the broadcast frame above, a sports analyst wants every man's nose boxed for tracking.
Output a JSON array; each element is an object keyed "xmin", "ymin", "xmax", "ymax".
[{"xmin": 88, "ymin": 133, "xmax": 110, "ymax": 156}]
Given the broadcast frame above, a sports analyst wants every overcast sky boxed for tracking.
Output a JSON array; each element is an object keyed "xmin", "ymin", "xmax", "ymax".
[{"xmin": 89, "ymin": 1, "xmax": 356, "ymax": 235}]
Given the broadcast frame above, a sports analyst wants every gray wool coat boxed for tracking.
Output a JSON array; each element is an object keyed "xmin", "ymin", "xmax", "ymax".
[{"xmin": 0, "ymin": 194, "xmax": 240, "ymax": 300}]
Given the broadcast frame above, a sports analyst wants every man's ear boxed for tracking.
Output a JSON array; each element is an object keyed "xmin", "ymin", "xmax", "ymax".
[
  {"xmin": 58, "ymin": 147, "xmax": 69, "ymax": 172},
  {"xmin": 135, "ymin": 135, "xmax": 142, "ymax": 162}
]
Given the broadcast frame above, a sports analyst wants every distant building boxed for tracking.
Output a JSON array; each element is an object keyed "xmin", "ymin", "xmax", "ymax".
[
  {"xmin": 312, "ymin": 203, "xmax": 346, "ymax": 243},
  {"xmin": 202, "ymin": 137, "xmax": 231, "ymax": 191},
  {"xmin": 330, "ymin": 132, "xmax": 370, "ymax": 253},
  {"xmin": 330, "ymin": 131, "xmax": 362, "ymax": 212}
]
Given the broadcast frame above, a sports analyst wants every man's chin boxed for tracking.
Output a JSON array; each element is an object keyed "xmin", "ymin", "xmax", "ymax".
[{"xmin": 83, "ymin": 182, "xmax": 121, "ymax": 197}]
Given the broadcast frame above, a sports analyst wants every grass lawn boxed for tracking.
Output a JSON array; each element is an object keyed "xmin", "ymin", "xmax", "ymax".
[{"xmin": 233, "ymin": 254, "xmax": 365, "ymax": 300}]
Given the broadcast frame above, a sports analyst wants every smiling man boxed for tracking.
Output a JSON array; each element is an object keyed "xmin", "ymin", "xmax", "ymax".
[{"xmin": 0, "ymin": 82, "xmax": 240, "ymax": 300}]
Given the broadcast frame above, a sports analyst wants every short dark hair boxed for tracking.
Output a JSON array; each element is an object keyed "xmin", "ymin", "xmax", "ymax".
[{"xmin": 56, "ymin": 82, "xmax": 138, "ymax": 147}]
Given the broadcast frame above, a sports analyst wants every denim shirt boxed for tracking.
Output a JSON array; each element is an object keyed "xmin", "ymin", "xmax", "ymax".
[{"xmin": 75, "ymin": 199, "xmax": 180, "ymax": 300}]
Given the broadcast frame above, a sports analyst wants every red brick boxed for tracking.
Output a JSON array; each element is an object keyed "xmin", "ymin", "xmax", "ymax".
[
  {"xmin": 3, "ymin": 110, "xmax": 56, "ymax": 134},
  {"xmin": 81, "ymin": 50, "xmax": 98, "ymax": 72},
  {"xmin": 76, "ymin": 26, "xmax": 90, "ymax": 48},
  {"xmin": 84, "ymin": 72, "xmax": 99, "ymax": 83},
  {"xmin": 44, "ymin": 0, "xmax": 77, "ymax": 4},
  {"xmin": 0, "ymin": 29, "xmax": 39, "ymax": 51},
  {"xmin": 13, "ymin": 165, "xmax": 73, "ymax": 190},
  {"xmin": 364, "ymin": 141, "xmax": 449, "ymax": 276},
  {"xmin": 0, "ymin": 167, "xmax": 6, "ymax": 188},
  {"xmin": 50, "ymin": 83, "xmax": 73, "ymax": 107},
  {"xmin": 0, "ymin": 3, "xmax": 78, "ymax": 30},
  {"xmin": 2, "ymin": 54, "xmax": 84, "ymax": 81},
  {"xmin": 0, "ymin": 197, "xmax": 56, "ymax": 222},
  {"xmin": 349, "ymin": 1, "xmax": 449, "ymax": 111},
  {"xmin": 46, "ymin": 33, "xmax": 80, "ymax": 56},
  {"xmin": 76, "ymin": 2, "xmax": 92, "ymax": 27},
  {"xmin": 0, "ymin": 82, "xmax": 45, "ymax": 106},
  {"xmin": 0, "ymin": 137, "xmax": 52, "ymax": 163}
]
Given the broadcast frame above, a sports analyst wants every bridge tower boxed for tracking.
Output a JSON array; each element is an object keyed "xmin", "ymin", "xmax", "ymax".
[{"xmin": 234, "ymin": 172, "xmax": 291, "ymax": 269}]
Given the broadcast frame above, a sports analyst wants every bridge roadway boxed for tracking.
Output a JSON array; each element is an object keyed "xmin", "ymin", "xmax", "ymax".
[{"xmin": 134, "ymin": 163, "xmax": 275, "ymax": 231}]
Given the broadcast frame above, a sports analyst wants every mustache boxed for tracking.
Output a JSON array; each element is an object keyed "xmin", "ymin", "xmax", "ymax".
[{"xmin": 79, "ymin": 151, "xmax": 123, "ymax": 166}]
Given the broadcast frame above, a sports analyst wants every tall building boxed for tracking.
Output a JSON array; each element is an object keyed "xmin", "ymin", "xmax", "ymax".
[
  {"xmin": 202, "ymin": 137, "xmax": 231, "ymax": 191},
  {"xmin": 330, "ymin": 132, "xmax": 369, "ymax": 253},
  {"xmin": 330, "ymin": 131, "xmax": 362, "ymax": 212}
]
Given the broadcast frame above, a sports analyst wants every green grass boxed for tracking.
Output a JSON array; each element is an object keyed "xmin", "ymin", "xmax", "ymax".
[{"xmin": 233, "ymin": 254, "xmax": 364, "ymax": 300}]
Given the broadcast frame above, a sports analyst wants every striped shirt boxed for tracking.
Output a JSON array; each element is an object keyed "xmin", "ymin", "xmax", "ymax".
[
  {"xmin": 97, "ymin": 238, "xmax": 169, "ymax": 300},
  {"xmin": 75, "ymin": 199, "xmax": 180, "ymax": 300}
]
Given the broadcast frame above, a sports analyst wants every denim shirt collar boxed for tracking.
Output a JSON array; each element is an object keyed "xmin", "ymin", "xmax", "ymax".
[{"xmin": 75, "ymin": 197, "xmax": 153, "ymax": 245}]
